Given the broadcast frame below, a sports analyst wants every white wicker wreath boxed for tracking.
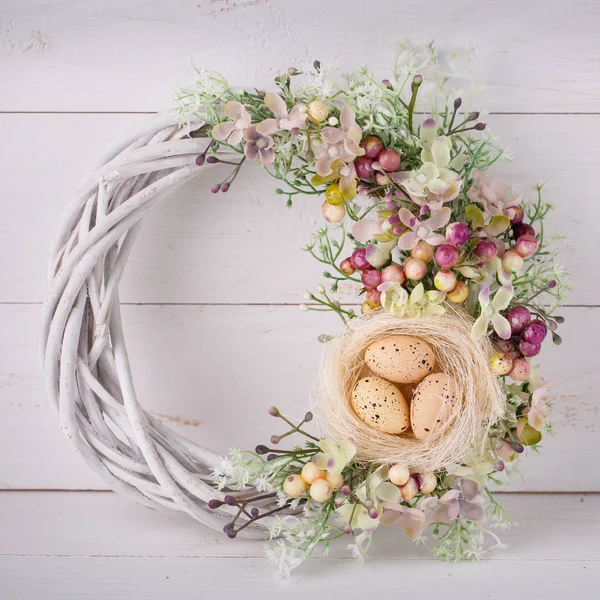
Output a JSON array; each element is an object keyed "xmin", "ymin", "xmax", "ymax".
[
  {"xmin": 42, "ymin": 51, "xmax": 567, "ymax": 573},
  {"xmin": 41, "ymin": 113, "xmax": 277, "ymax": 538}
]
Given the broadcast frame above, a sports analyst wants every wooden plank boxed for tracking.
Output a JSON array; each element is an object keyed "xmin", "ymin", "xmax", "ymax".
[
  {"xmin": 0, "ymin": 304, "xmax": 596, "ymax": 491},
  {"xmin": 2, "ymin": 556, "xmax": 596, "ymax": 600},
  {"xmin": 0, "ymin": 0, "xmax": 598, "ymax": 113},
  {"xmin": 1, "ymin": 491, "xmax": 598, "ymax": 561},
  {"xmin": 0, "ymin": 112, "xmax": 595, "ymax": 305}
]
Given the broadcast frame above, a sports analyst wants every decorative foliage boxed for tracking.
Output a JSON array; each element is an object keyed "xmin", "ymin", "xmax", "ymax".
[{"xmin": 175, "ymin": 42, "xmax": 568, "ymax": 576}]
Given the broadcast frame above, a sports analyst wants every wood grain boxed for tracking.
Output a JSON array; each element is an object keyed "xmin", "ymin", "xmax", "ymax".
[
  {"xmin": 0, "ymin": 112, "xmax": 595, "ymax": 305},
  {"xmin": 1, "ymin": 0, "xmax": 598, "ymax": 113},
  {"xmin": 0, "ymin": 304, "xmax": 596, "ymax": 491},
  {"xmin": 0, "ymin": 492, "xmax": 598, "ymax": 598}
]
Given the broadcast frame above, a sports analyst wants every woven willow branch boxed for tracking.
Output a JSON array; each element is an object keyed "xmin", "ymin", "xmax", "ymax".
[{"xmin": 41, "ymin": 113, "xmax": 280, "ymax": 537}]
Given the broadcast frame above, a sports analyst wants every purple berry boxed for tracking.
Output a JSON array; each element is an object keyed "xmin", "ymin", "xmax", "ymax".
[
  {"xmin": 351, "ymin": 248, "xmax": 370, "ymax": 271},
  {"xmin": 519, "ymin": 340, "xmax": 541, "ymax": 357},
  {"xmin": 512, "ymin": 223, "xmax": 535, "ymax": 239},
  {"xmin": 355, "ymin": 156, "xmax": 374, "ymax": 179},
  {"xmin": 435, "ymin": 244, "xmax": 459, "ymax": 268},
  {"xmin": 445, "ymin": 222, "xmax": 470, "ymax": 246},
  {"xmin": 506, "ymin": 305, "xmax": 531, "ymax": 334},
  {"xmin": 474, "ymin": 239, "xmax": 498, "ymax": 261},
  {"xmin": 523, "ymin": 320, "xmax": 548, "ymax": 345}
]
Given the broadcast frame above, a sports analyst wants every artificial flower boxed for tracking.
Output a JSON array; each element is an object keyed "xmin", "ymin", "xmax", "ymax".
[
  {"xmin": 380, "ymin": 282, "xmax": 446, "ymax": 318},
  {"xmin": 380, "ymin": 502, "xmax": 427, "ymax": 539},
  {"xmin": 365, "ymin": 240, "xmax": 396, "ymax": 269},
  {"xmin": 255, "ymin": 91, "xmax": 307, "ymax": 135},
  {"xmin": 467, "ymin": 170, "xmax": 522, "ymax": 220},
  {"xmin": 352, "ymin": 217, "xmax": 385, "ymax": 243},
  {"xmin": 526, "ymin": 380, "xmax": 552, "ymax": 431},
  {"xmin": 211, "ymin": 101, "xmax": 252, "ymax": 146},
  {"xmin": 314, "ymin": 105, "xmax": 364, "ymax": 177},
  {"xmin": 243, "ymin": 125, "xmax": 275, "ymax": 165},
  {"xmin": 471, "ymin": 285, "xmax": 514, "ymax": 340},
  {"xmin": 422, "ymin": 478, "xmax": 483, "ymax": 524},
  {"xmin": 397, "ymin": 207, "xmax": 451, "ymax": 251},
  {"xmin": 311, "ymin": 159, "xmax": 358, "ymax": 200},
  {"xmin": 395, "ymin": 137, "xmax": 463, "ymax": 210},
  {"xmin": 312, "ymin": 438, "xmax": 356, "ymax": 475}
]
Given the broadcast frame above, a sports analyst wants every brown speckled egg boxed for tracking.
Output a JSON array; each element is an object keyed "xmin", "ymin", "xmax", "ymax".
[
  {"xmin": 351, "ymin": 376, "xmax": 410, "ymax": 434},
  {"xmin": 410, "ymin": 373, "xmax": 462, "ymax": 441},
  {"xmin": 364, "ymin": 335, "xmax": 436, "ymax": 384}
]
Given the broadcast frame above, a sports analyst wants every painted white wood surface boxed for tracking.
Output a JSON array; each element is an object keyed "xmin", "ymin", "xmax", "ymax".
[
  {"xmin": 0, "ymin": 0, "xmax": 598, "ymax": 596},
  {"xmin": 0, "ymin": 492, "xmax": 598, "ymax": 598},
  {"xmin": 0, "ymin": 304, "xmax": 597, "ymax": 491}
]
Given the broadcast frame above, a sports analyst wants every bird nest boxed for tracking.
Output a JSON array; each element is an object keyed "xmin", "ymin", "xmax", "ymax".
[{"xmin": 316, "ymin": 308, "xmax": 506, "ymax": 472}]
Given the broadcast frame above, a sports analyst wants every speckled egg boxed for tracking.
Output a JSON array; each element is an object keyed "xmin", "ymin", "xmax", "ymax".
[
  {"xmin": 351, "ymin": 376, "xmax": 410, "ymax": 434},
  {"xmin": 410, "ymin": 373, "xmax": 462, "ymax": 441},
  {"xmin": 364, "ymin": 335, "xmax": 436, "ymax": 384}
]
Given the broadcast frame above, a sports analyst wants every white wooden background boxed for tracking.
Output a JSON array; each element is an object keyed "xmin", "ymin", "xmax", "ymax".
[{"xmin": 0, "ymin": 0, "xmax": 599, "ymax": 597}]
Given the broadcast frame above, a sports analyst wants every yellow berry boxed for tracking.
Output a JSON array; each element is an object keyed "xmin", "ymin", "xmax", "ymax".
[
  {"xmin": 283, "ymin": 474, "xmax": 308, "ymax": 498},
  {"xmin": 308, "ymin": 100, "xmax": 329, "ymax": 123},
  {"xmin": 325, "ymin": 472, "xmax": 344, "ymax": 492},
  {"xmin": 310, "ymin": 478, "xmax": 333, "ymax": 503},
  {"xmin": 361, "ymin": 300, "xmax": 377, "ymax": 314},
  {"xmin": 301, "ymin": 462, "xmax": 325, "ymax": 485},
  {"xmin": 434, "ymin": 269, "xmax": 457, "ymax": 292},
  {"xmin": 400, "ymin": 477, "xmax": 419, "ymax": 501},
  {"xmin": 418, "ymin": 472, "xmax": 437, "ymax": 495},
  {"xmin": 388, "ymin": 464, "xmax": 410, "ymax": 486},
  {"xmin": 490, "ymin": 352, "xmax": 513, "ymax": 375},
  {"xmin": 325, "ymin": 183, "xmax": 345, "ymax": 206},
  {"xmin": 447, "ymin": 280, "xmax": 469, "ymax": 303},
  {"xmin": 411, "ymin": 240, "xmax": 434, "ymax": 263}
]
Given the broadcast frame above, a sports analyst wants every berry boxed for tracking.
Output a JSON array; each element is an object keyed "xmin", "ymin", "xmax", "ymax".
[
  {"xmin": 404, "ymin": 257, "xmax": 427, "ymax": 280},
  {"xmin": 340, "ymin": 257, "xmax": 356, "ymax": 275},
  {"xmin": 474, "ymin": 239, "xmax": 498, "ymax": 261},
  {"xmin": 519, "ymin": 340, "xmax": 541, "ymax": 357},
  {"xmin": 381, "ymin": 264, "xmax": 405, "ymax": 284},
  {"xmin": 506, "ymin": 306, "xmax": 531, "ymax": 334},
  {"xmin": 515, "ymin": 234, "xmax": 539, "ymax": 258},
  {"xmin": 523, "ymin": 320, "xmax": 548, "ymax": 344},
  {"xmin": 509, "ymin": 357, "xmax": 530, "ymax": 381},
  {"xmin": 502, "ymin": 249, "xmax": 524, "ymax": 272},
  {"xmin": 366, "ymin": 288, "xmax": 382, "ymax": 308},
  {"xmin": 321, "ymin": 201, "xmax": 346, "ymax": 223},
  {"xmin": 307, "ymin": 100, "xmax": 329, "ymax": 123},
  {"xmin": 388, "ymin": 464, "xmax": 410, "ymax": 486},
  {"xmin": 445, "ymin": 222, "xmax": 470, "ymax": 246},
  {"xmin": 350, "ymin": 248, "xmax": 370, "ymax": 271},
  {"xmin": 434, "ymin": 269, "xmax": 457, "ymax": 292},
  {"xmin": 411, "ymin": 240, "xmax": 434, "ymax": 263},
  {"xmin": 361, "ymin": 135, "xmax": 383, "ymax": 159},
  {"xmin": 361, "ymin": 269, "xmax": 382, "ymax": 289},
  {"xmin": 490, "ymin": 352, "xmax": 513, "ymax": 375},
  {"xmin": 354, "ymin": 156, "xmax": 374, "ymax": 179},
  {"xmin": 435, "ymin": 244, "xmax": 459, "ymax": 268},
  {"xmin": 510, "ymin": 206, "xmax": 525, "ymax": 224},
  {"xmin": 512, "ymin": 222, "xmax": 535, "ymax": 239},
  {"xmin": 377, "ymin": 148, "xmax": 401, "ymax": 172},
  {"xmin": 447, "ymin": 281, "xmax": 469, "ymax": 303},
  {"xmin": 325, "ymin": 182, "xmax": 345, "ymax": 206}
]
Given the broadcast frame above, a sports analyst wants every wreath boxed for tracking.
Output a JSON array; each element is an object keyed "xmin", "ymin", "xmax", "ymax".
[{"xmin": 42, "ymin": 44, "xmax": 567, "ymax": 577}]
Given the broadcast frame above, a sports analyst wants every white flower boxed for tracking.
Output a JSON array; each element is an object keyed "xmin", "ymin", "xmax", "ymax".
[
  {"xmin": 380, "ymin": 282, "xmax": 446, "ymax": 318},
  {"xmin": 471, "ymin": 286, "xmax": 514, "ymax": 340}
]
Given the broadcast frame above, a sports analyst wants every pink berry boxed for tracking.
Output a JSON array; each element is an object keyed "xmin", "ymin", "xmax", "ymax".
[
  {"xmin": 340, "ymin": 257, "xmax": 356, "ymax": 276},
  {"xmin": 506, "ymin": 306, "xmax": 531, "ymax": 334},
  {"xmin": 523, "ymin": 320, "xmax": 547, "ymax": 344},
  {"xmin": 377, "ymin": 148, "xmax": 401, "ymax": 172},
  {"xmin": 445, "ymin": 222, "xmax": 470, "ymax": 246},
  {"xmin": 381, "ymin": 264, "xmax": 405, "ymax": 284},
  {"xmin": 361, "ymin": 269, "xmax": 382, "ymax": 289},
  {"xmin": 510, "ymin": 207, "xmax": 525, "ymax": 224},
  {"xmin": 495, "ymin": 339, "xmax": 515, "ymax": 353},
  {"xmin": 351, "ymin": 248, "xmax": 370, "ymax": 271},
  {"xmin": 474, "ymin": 239, "xmax": 498, "ymax": 261},
  {"xmin": 502, "ymin": 249, "xmax": 524, "ymax": 273},
  {"xmin": 512, "ymin": 223, "xmax": 535, "ymax": 239},
  {"xmin": 519, "ymin": 340, "xmax": 541, "ymax": 357},
  {"xmin": 515, "ymin": 234, "xmax": 539, "ymax": 258},
  {"xmin": 361, "ymin": 135, "xmax": 383, "ymax": 159},
  {"xmin": 509, "ymin": 357, "xmax": 530, "ymax": 381},
  {"xmin": 354, "ymin": 156, "xmax": 374, "ymax": 180},
  {"xmin": 435, "ymin": 244, "xmax": 459, "ymax": 268},
  {"xmin": 366, "ymin": 288, "xmax": 382, "ymax": 307}
]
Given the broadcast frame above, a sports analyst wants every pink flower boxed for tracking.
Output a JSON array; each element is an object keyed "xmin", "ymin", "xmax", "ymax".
[
  {"xmin": 525, "ymin": 381, "xmax": 551, "ymax": 431},
  {"xmin": 243, "ymin": 126, "xmax": 275, "ymax": 165},
  {"xmin": 421, "ymin": 479, "xmax": 484, "ymax": 524},
  {"xmin": 315, "ymin": 105, "xmax": 364, "ymax": 177},
  {"xmin": 467, "ymin": 170, "xmax": 522, "ymax": 219},
  {"xmin": 255, "ymin": 91, "xmax": 307, "ymax": 135},
  {"xmin": 352, "ymin": 217, "xmax": 384, "ymax": 243},
  {"xmin": 380, "ymin": 502, "xmax": 427, "ymax": 539},
  {"xmin": 211, "ymin": 101, "xmax": 251, "ymax": 146},
  {"xmin": 397, "ymin": 207, "xmax": 451, "ymax": 251}
]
